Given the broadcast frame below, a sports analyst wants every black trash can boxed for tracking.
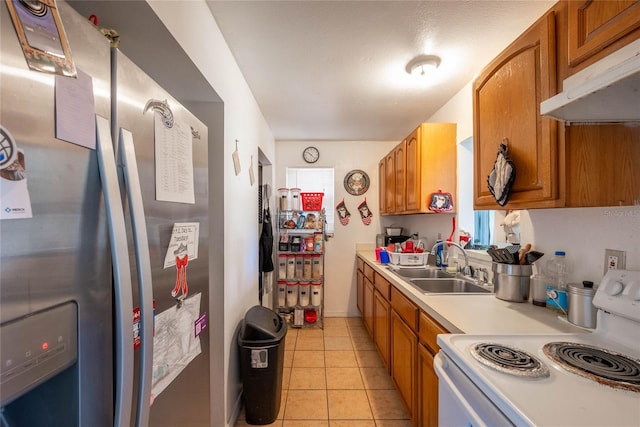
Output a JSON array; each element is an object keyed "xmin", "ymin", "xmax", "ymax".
[{"xmin": 238, "ymin": 305, "xmax": 288, "ymax": 425}]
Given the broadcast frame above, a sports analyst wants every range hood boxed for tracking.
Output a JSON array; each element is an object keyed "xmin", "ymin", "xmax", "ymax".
[{"xmin": 541, "ymin": 39, "xmax": 640, "ymax": 123}]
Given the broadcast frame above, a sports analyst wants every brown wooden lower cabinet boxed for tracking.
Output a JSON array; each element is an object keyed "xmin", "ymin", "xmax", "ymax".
[
  {"xmin": 391, "ymin": 309, "xmax": 418, "ymax": 423},
  {"xmin": 418, "ymin": 344, "xmax": 439, "ymax": 427},
  {"xmin": 373, "ymin": 290, "xmax": 391, "ymax": 372},
  {"xmin": 356, "ymin": 269, "xmax": 364, "ymax": 314},
  {"xmin": 363, "ymin": 277, "xmax": 374, "ymax": 335}
]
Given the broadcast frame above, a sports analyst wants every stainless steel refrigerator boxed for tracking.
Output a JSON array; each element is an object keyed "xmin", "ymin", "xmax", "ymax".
[{"xmin": 0, "ymin": 1, "xmax": 210, "ymax": 426}]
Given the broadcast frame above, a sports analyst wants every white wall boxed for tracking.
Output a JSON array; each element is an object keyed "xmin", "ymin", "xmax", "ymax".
[
  {"xmin": 147, "ymin": 2, "xmax": 275, "ymax": 425},
  {"xmin": 276, "ymin": 140, "xmax": 397, "ymax": 316}
]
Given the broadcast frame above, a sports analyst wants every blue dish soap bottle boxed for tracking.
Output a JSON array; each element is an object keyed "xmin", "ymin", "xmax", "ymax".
[{"xmin": 435, "ymin": 234, "xmax": 443, "ymax": 267}]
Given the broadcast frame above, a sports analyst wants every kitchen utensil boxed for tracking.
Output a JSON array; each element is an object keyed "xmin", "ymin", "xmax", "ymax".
[
  {"xmin": 505, "ymin": 245, "xmax": 521, "ymax": 264},
  {"xmin": 492, "ymin": 263, "xmax": 532, "ymax": 302},
  {"xmin": 487, "ymin": 247, "xmax": 503, "ymax": 263},
  {"xmin": 518, "ymin": 243, "xmax": 531, "ymax": 265},
  {"xmin": 524, "ymin": 251, "xmax": 544, "ymax": 265},
  {"xmin": 447, "ymin": 217, "xmax": 456, "ymax": 243}
]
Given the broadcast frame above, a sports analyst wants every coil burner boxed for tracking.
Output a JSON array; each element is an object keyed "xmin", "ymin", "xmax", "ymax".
[
  {"xmin": 543, "ymin": 342, "xmax": 640, "ymax": 392},
  {"xmin": 470, "ymin": 343, "xmax": 550, "ymax": 378}
]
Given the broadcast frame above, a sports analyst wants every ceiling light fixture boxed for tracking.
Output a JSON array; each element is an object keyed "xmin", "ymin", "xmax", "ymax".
[{"xmin": 405, "ymin": 55, "xmax": 441, "ymax": 77}]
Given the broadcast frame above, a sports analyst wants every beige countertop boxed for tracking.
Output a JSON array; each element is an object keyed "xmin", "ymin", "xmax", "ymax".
[{"xmin": 357, "ymin": 249, "xmax": 587, "ymax": 335}]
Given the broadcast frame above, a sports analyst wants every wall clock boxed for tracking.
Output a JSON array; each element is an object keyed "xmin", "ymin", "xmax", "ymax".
[
  {"xmin": 344, "ymin": 169, "xmax": 370, "ymax": 196},
  {"xmin": 302, "ymin": 146, "xmax": 320, "ymax": 164}
]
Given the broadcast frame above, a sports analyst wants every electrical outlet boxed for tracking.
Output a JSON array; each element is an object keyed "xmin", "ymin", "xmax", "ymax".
[{"xmin": 604, "ymin": 249, "xmax": 626, "ymax": 274}]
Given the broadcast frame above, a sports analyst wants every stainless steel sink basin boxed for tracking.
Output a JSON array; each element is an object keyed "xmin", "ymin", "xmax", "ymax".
[
  {"xmin": 409, "ymin": 278, "xmax": 492, "ymax": 294},
  {"xmin": 388, "ymin": 267, "xmax": 453, "ymax": 279}
]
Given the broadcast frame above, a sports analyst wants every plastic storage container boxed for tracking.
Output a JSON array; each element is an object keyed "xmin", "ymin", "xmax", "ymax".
[
  {"xmin": 545, "ymin": 251, "xmax": 570, "ymax": 290},
  {"xmin": 311, "ymin": 282, "xmax": 322, "ymax": 306},
  {"xmin": 286, "ymin": 282, "xmax": 298, "ymax": 307},
  {"xmin": 238, "ymin": 306, "xmax": 287, "ymax": 425},
  {"xmin": 545, "ymin": 251, "xmax": 571, "ymax": 312},
  {"xmin": 278, "ymin": 188, "xmax": 290, "ymax": 211},
  {"xmin": 298, "ymin": 282, "xmax": 310, "ymax": 306},
  {"xmin": 277, "ymin": 281, "xmax": 287, "ymax": 307},
  {"xmin": 290, "ymin": 188, "xmax": 301, "ymax": 211}
]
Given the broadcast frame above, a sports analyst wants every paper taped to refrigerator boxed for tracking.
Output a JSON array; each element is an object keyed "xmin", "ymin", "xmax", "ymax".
[
  {"xmin": 164, "ymin": 222, "xmax": 199, "ymax": 268},
  {"xmin": 151, "ymin": 293, "xmax": 202, "ymax": 400},
  {"xmin": 55, "ymin": 69, "xmax": 96, "ymax": 149},
  {"xmin": 154, "ymin": 115, "xmax": 195, "ymax": 204}
]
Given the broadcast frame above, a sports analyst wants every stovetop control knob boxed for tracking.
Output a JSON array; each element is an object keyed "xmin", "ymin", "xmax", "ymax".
[
  {"xmin": 625, "ymin": 281, "xmax": 640, "ymax": 301},
  {"xmin": 605, "ymin": 280, "xmax": 624, "ymax": 296}
]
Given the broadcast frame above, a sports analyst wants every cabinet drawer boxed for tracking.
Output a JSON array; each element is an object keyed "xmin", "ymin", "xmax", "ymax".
[
  {"xmin": 374, "ymin": 272, "xmax": 391, "ymax": 300},
  {"xmin": 364, "ymin": 263, "xmax": 375, "ymax": 283},
  {"xmin": 418, "ymin": 311, "xmax": 448, "ymax": 355},
  {"xmin": 391, "ymin": 286, "xmax": 418, "ymax": 332},
  {"xmin": 357, "ymin": 256, "xmax": 365, "ymax": 272}
]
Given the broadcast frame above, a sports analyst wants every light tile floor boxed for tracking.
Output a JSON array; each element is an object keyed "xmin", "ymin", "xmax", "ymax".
[{"xmin": 235, "ymin": 317, "xmax": 412, "ymax": 427}]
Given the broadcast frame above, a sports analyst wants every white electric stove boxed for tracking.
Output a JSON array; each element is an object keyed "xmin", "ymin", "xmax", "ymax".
[{"xmin": 435, "ymin": 269, "xmax": 640, "ymax": 426}]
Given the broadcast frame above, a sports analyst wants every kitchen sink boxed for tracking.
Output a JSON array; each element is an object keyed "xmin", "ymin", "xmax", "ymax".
[
  {"xmin": 409, "ymin": 278, "xmax": 492, "ymax": 294},
  {"xmin": 387, "ymin": 267, "xmax": 454, "ymax": 279}
]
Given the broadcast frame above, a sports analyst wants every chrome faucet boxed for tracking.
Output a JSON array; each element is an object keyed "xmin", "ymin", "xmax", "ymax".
[
  {"xmin": 430, "ymin": 241, "xmax": 472, "ymax": 277},
  {"xmin": 473, "ymin": 267, "xmax": 489, "ymax": 285}
]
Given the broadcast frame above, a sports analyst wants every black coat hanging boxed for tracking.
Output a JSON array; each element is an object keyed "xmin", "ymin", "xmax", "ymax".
[{"xmin": 259, "ymin": 206, "xmax": 274, "ymax": 273}]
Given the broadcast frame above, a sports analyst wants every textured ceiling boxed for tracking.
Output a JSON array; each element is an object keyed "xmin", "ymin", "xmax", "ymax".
[{"xmin": 206, "ymin": 0, "xmax": 556, "ymax": 141}]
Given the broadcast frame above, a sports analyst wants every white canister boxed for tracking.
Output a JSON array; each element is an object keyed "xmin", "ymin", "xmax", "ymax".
[
  {"xmin": 303, "ymin": 254, "xmax": 312, "ymax": 279},
  {"xmin": 277, "ymin": 281, "xmax": 287, "ymax": 307},
  {"xmin": 298, "ymin": 282, "xmax": 310, "ymax": 306},
  {"xmin": 278, "ymin": 254, "xmax": 287, "ymax": 279},
  {"xmin": 278, "ymin": 187, "xmax": 290, "ymax": 211},
  {"xmin": 295, "ymin": 254, "xmax": 304, "ymax": 278},
  {"xmin": 286, "ymin": 282, "xmax": 298, "ymax": 307},
  {"xmin": 311, "ymin": 282, "xmax": 322, "ymax": 306},
  {"xmin": 290, "ymin": 188, "xmax": 301, "ymax": 211},
  {"xmin": 286, "ymin": 255, "xmax": 296, "ymax": 279},
  {"xmin": 312, "ymin": 254, "xmax": 323, "ymax": 278}
]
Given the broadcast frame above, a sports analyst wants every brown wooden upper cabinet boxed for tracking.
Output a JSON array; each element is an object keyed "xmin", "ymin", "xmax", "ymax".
[
  {"xmin": 378, "ymin": 158, "xmax": 386, "ymax": 215},
  {"xmin": 385, "ymin": 150, "xmax": 396, "ymax": 214},
  {"xmin": 380, "ymin": 123, "xmax": 457, "ymax": 215},
  {"xmin": 394, "ymin": 141, "xmax": 407, "ymax": 213},
  {"xmin": 473, "ymin": 1, "xmax": 640, "ymax": 210},
  {"xmin": 474, "ymin": 11, "xmax": 559, "ymax": 209},
  {"xmin": 568, "ymin": 0, "xmax": 640, "ymax": 70}
]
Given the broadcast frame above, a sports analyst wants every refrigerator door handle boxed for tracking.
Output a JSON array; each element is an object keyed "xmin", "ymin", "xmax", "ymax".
[
  {"xmin": 96, "ymin": 116, "xmax": 134, "ymax": 427},
  {"xmin": 119, "ymin": 128, "xmax": 154, "ymax": 427}
]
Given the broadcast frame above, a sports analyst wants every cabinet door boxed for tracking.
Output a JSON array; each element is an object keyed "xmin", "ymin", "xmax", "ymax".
[
  {"xmin": 357, "ymin": 270, "xmax": 364, "ymax": 314},
  {"xmin": 473, "ymin": 12, "xmax": 560, "ymax": 209},
  {"xmin": 385, "ymin": 151, "xmax": 396, "ymax": 213},
  {"xmin": 373, "ymin": 290, "xmax": 391, "ymax": 372},
  {"xmin": 394, "ymin": 141, "xmax": 407, "ymax": 213},
  {"xmin": 378, "ymin": 158, "xmax": 386, "ymax": 215},
  {"xmin": 568, "ymin": 0, "xmax": 640, "ymax": 68},
  {"xmin": 363, "ymin": 277, "xmax": 374, "ymax": 335},
  {"xmin": 417, "ymin": 344, "xmax": 438, "ymax": 427},
  {"xmin": 405, "ymin": 128, "xmax": 421, "ymax": 212},
  {"xmin": 391, "ymin": 310, "xmax": 417, "ymax": 422}
]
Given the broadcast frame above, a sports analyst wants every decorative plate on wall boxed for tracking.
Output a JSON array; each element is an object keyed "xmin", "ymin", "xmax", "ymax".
[{"xmin": 344, "ymin": 169, "xmax": 370, "ymax": 196}]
